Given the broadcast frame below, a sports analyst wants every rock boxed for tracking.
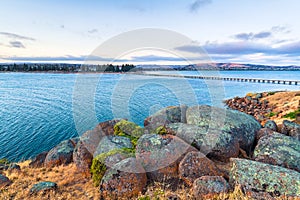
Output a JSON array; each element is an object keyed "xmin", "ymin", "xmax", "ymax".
[
  {"xmin": 80, "ymin": 119, "xmax": 122, "ymax": 156},
  {"xmin": 44, "ymin": 139, "xmax": 75, "ymax": 167},
  {"xmin": 114, "ymin": 120, "xmax": 144, "ymax": 139},
  {"xmin": 166, "ymin": 123, "xmax": 240, "ymax": 161},
  {"xmin": 93, "ymin": 135, "xmax": 133, "ymax": 157},
  {"xmin": 29, "ymin": 151, "xmax": 48, "ymax": 168},
  {"xmin": 96, "ymin": 119, "xmax": 123, "ymax": 136},
  {"xmin": 29, "ymin": 181, "xmax": 57, "ymax": 194},
  {"xmin": 8, "ymin": 163, "xmax": 21, "ymax": 171},
  {"xmin": 91, "ymin": 148, "xmax": 134, "ymax": 186},
  {"xmin": 229, "ymin": 158, "xmax": 300, "ymax": 197},
  {"xmin": 99, "ymin": 157, "xmax": 147, "ymax": 199},
  {"xmin": 144, "ymin": 105, "xmax": 188, "ymax": 133},
  {"xmin": 255, "ymin": 128, "xmax": 276, "ymax": 141},
  {"xmin": 69, "ymin": 137, "xmax": 80, "ymax": 147},
  {"xmin": 192, "ymin": 176, "xmax": 229, "ymax": 199},
  {"xmin": 166, "ymin": 194, "xmax": 181, "ymax": 200},
  {"xmin": 264, "ymin": 120, "xmax": 278, "ymax": 131},
  {"xmin": 186, "ymin": 105, "xmax": 261, "ymax": 153},
  {"xmin": 178, "ymin": 151, "xmax": 223, "ymax": 186},
  {"xmin": 254, "ymin": 133, "xmax": 300, "ymax": 172},
  {"xmin": 136, "ymin": 134, "xmax": 196, "ymax": 181},
  {"xmin": 73, "ymin": 140, "xmax": 93, "ymax": 176},
  {"xmin": 0, "ymin": 164, "xmax": 9, "ymax": 171},
  {"xmin": 281, "ymin": 120, "xmax": 300, "ymax": 140},
  {"xmin": 0, "ymin": 174, "xmax": 12, "ymax": 188}
]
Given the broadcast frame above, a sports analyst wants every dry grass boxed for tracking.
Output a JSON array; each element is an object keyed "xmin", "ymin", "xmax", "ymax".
[{"xmin": 1, "ymin": 161, "xmax": 299, "ymax": 200}]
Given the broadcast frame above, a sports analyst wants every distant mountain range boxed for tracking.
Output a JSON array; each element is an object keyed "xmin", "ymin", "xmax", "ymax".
[{"xmin": 136, "ymin": 63, "xmax": 300, "ymax": 71}]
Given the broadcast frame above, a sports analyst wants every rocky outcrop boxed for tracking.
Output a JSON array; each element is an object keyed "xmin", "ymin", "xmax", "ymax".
[
  {"xmin": 29, "ymin": 181, "xmax": 58, "ymax": 194},
  {"xmin": 166, "ymin": 123, "xmax": 240, "ymax": 162},
  {"xmin": 264, "ymin": 120, "xmax": 278, "ymax": 131},
  {"xmin": 254, "ymin": 132, "xmax": 300, "ymax": 172},
  {"xmin": 178, "ymin": 151, "xmax": 223, "ymax": 186},
  {"xmin": 73, "ymin": 140, "xmax": 93, "ymax": 176},
  {"xmin": 44, "ymin": 139, "xmax": 75, "ymax": 167},
  {"xmin": 281, "ymin": 120, "xmax": 300, "ymax": 140},
  {"xmin": 144, "ymin": 105, "xmax": 187, "ymax": 133},
  {"xmin": 93, "ymin": 135, "xmax": 133, "ymax": 157},
  {"xmin": 136, "ymin": 134, "xmax": 195, "ymax": 181},
  {"xmin": 99, "ymin": 157, "xmax": 147, "ymax": 199},
  {"xmin": 0, "ymin": 174, "xmax": 12, "ymax": 188},
  {"xmin": 29, "ymin": 151, "xmax": 48, "ymax": 168},
  {"xmin": 229, "ymin": 158, "xmax": 300, "ymax": 197},
  {"xmin": 186, "ymin": 105, "xmax": 261, "ymax": 154},
  {"xmin": 192, "ymin": 176, "xmax": 229, "ymax": 199}
]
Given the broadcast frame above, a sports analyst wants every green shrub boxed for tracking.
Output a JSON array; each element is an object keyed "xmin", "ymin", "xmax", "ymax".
[
  {"xmin": 114, "ymin": 120, "xmax": 144, "ymax": 147},
  {"xmin": 0, "ymin": 158, "xmax": 9, "ymax": 165},
  {"xmin": 283, "ymin": 109, "xmax": 300, "ymax": 119}
]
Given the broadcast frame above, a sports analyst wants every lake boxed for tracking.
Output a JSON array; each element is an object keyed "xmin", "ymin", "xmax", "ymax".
[{"xmin": 0, "ymin": 71, "xmax": 299, "ymax": 161}]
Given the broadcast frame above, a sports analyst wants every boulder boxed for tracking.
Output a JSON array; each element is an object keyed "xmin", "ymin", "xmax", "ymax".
[
  {"xmin": 95, "ymin": 119, "xmax": 122, "ymax": 136},
  {"xmin": 264, "ymin": 120, "xmax": 278, "ymax": 131},
  {"xmin": 186, "ymin": 105, "xmax": 261, "ymax": 153},
  {"xmin": 229, "ymin": 158, "xmax": 300, "ymax": 197},
  {"xmin": 93, "ymin": 135, "xmax": 133, "ymax": 157},
  {"xmin": 254, "ymin": 133, "xmax": 300, "ymax": 172},
  {"xmin": 73, "ymin": 140, "xmax": 93, "ymax": 176},
  {"xmin": 44, "ymin": 139, "xmax": 75, "ymax": 167},
  {"xmin": 166, "ymin": 123, "xmax": 240, "ymax": 161},
  {"xmin": 178, "ymin": 151, "xmax": 223, "ymax": 186},
  {"xmin": 192, "ymin": 176, "xmax": 229, "ymax": 199},
  {"xmin": 29, "ymin": 181, "xmax": 57, "ymax": 194},
  {"xmin": 29, "ymin": 151, "xmax": 48, "ymax": 168},
  {"xmin": 281, "ymin": 120, "xmax": 300, "ymax": 140},
  {"xmin": 136, "ymin": 134, "xmax": 196, "ymax": 181},
  {"xmin": 255, "ymin": 128, "xmax": 276, "ymax": 142},
  {"xmin": 0, "ymin": 174, "xmax": 12, "ymax": 188},
  {"xmin": 91, "ymin": 149, "xmax": 134, "ymax": 186},
  {"xmin": 144, "ymin": 105, "xmax": 188, "ymax": 133},
  {"xmin": 99, "ymin": 157, "xmax": 147, "ymax": 199}
]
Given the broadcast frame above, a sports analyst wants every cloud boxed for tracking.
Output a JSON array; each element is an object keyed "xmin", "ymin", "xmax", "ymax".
[
  {"xmin": 88, "ymin": 29, "xmax": 98, "ymax": 34},
  {"xmin": 190, "ymin": 0, "xmax": 212, "ymax": 12},
  {"xmin": 233, "ymin": 31, "xmax": 272, "ymax": 41},
  {"xmin": 9, "ymin": 41, "xmax": 25, "ymax": 48},
  {"xmin": 0, "ymin": 32, "xmax": 35, "ymax": 41},
  {"xmin": 271, "ymin": 25, "xmax": 290, "ymax": 33}
]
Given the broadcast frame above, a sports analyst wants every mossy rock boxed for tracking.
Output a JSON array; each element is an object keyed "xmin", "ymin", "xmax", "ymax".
[
  {"xmin": 114, "ymin": 120, "xmax": 144, "ymax": 147},
  {"xmin": 91, "ymin": 148, "xmax": 135, "ymax": 186}
]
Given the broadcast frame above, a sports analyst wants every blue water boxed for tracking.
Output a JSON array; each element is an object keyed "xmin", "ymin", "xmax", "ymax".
[{"xmin": 0, "ymin": 71, "xmax": 299, "ymax": 161}]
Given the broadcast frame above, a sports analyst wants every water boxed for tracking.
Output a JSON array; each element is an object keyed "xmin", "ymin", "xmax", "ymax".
[{"xmin": 0, "ymin": 71, "xmax": 299, "ymax": 161}]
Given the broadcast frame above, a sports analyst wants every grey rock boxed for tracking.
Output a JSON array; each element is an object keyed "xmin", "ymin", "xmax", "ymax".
[
  {"xmin": 30, "ymin": 181, "xmax": 57, "ymax": 194},
  {"xmin": 193, "ymin": 176, "xmax": 229, "ymax": 199},
  {"xmin": 264, "ymin": 120, "xmax": 278, "ymax": 131}
]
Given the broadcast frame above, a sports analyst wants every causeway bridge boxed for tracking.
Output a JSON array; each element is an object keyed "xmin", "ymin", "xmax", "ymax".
[{"xmin": 135, "ymin": 73, "xmax": 300, "ymax": 85}]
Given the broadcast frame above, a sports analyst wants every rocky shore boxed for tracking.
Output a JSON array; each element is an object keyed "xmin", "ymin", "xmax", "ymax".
[{"xmin": 1, "ymin": 97, "xmax": 300, "ymax": 199}]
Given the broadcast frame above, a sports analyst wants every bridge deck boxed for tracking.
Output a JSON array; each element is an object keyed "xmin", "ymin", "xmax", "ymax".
[{"xmin": 135, "ymin": 73, "xmax": 300, "ymax": 85}]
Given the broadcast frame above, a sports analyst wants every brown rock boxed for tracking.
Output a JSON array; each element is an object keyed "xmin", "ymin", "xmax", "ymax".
[
  {"xmin": 73, "ymin": 140, "xmax": 93, "ymax": 176},
  {"xmin": 179, "ymin": 151, "xmax": 223, "ymax": 186},
  {"xmin": 192, "ymin": 176, "xmax": 229, "ymax": 199},
  {"xmin": 29, "ymin": 151, "xmax": 48, "ymax": 168},
  {"xmin": 99, "ymin": 157, "xmax": 147, "ymax": 199},
  {"xmin": 255, "ymin": 128, "xmax": 276, "ymax": 142}
]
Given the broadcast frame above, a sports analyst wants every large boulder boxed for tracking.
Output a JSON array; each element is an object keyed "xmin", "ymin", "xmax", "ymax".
[
  {"xmin": 29, "ymin": 151, "xmax": 48, "ymax": 168},
  {"xmin": 229, "ymin": 158, "xmax": 300, "ymax": 197},
  {"xmin": 80, "ymin": 119, "xmax": 122, "ymax": 156},
  {"xmin": 136, "ymin": 134, "xmax": 196, "ymax": 181},
  {"xmin": 73, "ymin": 140, "xmax": 93, "ymax": 176},
  {"xmin": 93, "ymin": 135, "xmax": 133, "ymax": 157},
  {"xmin": 99, "ymin": 157, "xmax": 147, "ymax": 199},
  {"xmin": 186, "ymin": 105, "xmax": 261, "ymax": 153},
  {"xmin": 29, "ymin": 181, "xmax": 57, "ymax": 194},
  {"xmin": 166, "ymin": 123, "xmax": 239, "ymax": 161},
  {"xmin": 281, "ymin": 120, "xmax": 300, "ymax": 140},
  {"xmin": 192, "ymin": 176, "xmax": 229, "ymax": 199},
  {"xmin": 263, "ymin": 120, "xmax": 278, "ymax": 131},
  {"xmin": 179, "ymin": 151, "xmax": 223, "ymax": 186},
  {"xmin": 254, "ymin": 133, "xmax": 300, "ymax": 172},
  {"xmin": 44, "ymin": 139, "xmax": 75, "ymax": 167},
  {"xmin": 0, "ymin": 174, "xmax": 12, "ymax": 188},
  {"xmin": 144, "ymin": 105, "xmax": 188, "ymax": 133}
]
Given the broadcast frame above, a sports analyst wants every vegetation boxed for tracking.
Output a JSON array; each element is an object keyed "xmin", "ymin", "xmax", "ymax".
[
  {"xmin": 0, "ymin": 158, "xmax": 10, "ymax": 165},
  {"xmin": 283, "ymin": 109, "xmax": 300, "ymax": 119}
]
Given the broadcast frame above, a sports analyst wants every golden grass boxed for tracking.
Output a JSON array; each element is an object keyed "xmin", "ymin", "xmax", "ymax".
[{"xmin": 1, "ymin": 162, "xmax": 299, "ymax": 200}]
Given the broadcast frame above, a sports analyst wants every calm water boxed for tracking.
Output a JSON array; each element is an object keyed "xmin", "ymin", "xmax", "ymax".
[{"xmin": 0, "ymin": 71, "xmax": 299, "ymax": 161}]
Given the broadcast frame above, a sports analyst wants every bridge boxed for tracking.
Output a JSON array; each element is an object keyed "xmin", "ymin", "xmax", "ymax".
[{"xmin": 134, "ymin": 72, "xmax": 300, "ymax": 85}]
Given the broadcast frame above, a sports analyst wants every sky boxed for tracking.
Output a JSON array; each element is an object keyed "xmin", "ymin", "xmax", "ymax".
[{"xmin": 0, "ymin": 0, "xmax": 300, "ymax": 65}]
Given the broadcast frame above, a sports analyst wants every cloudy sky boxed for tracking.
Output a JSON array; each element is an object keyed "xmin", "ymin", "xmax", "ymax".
[{"xmin": 0, "ymin": 0, "xmax": 299, "ymax": 65}]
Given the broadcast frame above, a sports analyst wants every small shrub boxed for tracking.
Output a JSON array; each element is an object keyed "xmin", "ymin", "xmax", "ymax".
[
  {"xmin": 268, "ymin": 91, "xmax": 276, "ymax": 96},
  {"xmin": 0, "ymin": 158, "xmax": 10, "ymax": 165},
  {"xmin": 283, "ymin": 109, "xmax": 300, "ymax": 119}
]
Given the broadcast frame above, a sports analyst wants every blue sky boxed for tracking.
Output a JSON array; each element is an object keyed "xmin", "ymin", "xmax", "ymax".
[{"xmin": 0, "ymin": 0, "xmax": 299, "ymax": 65}]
